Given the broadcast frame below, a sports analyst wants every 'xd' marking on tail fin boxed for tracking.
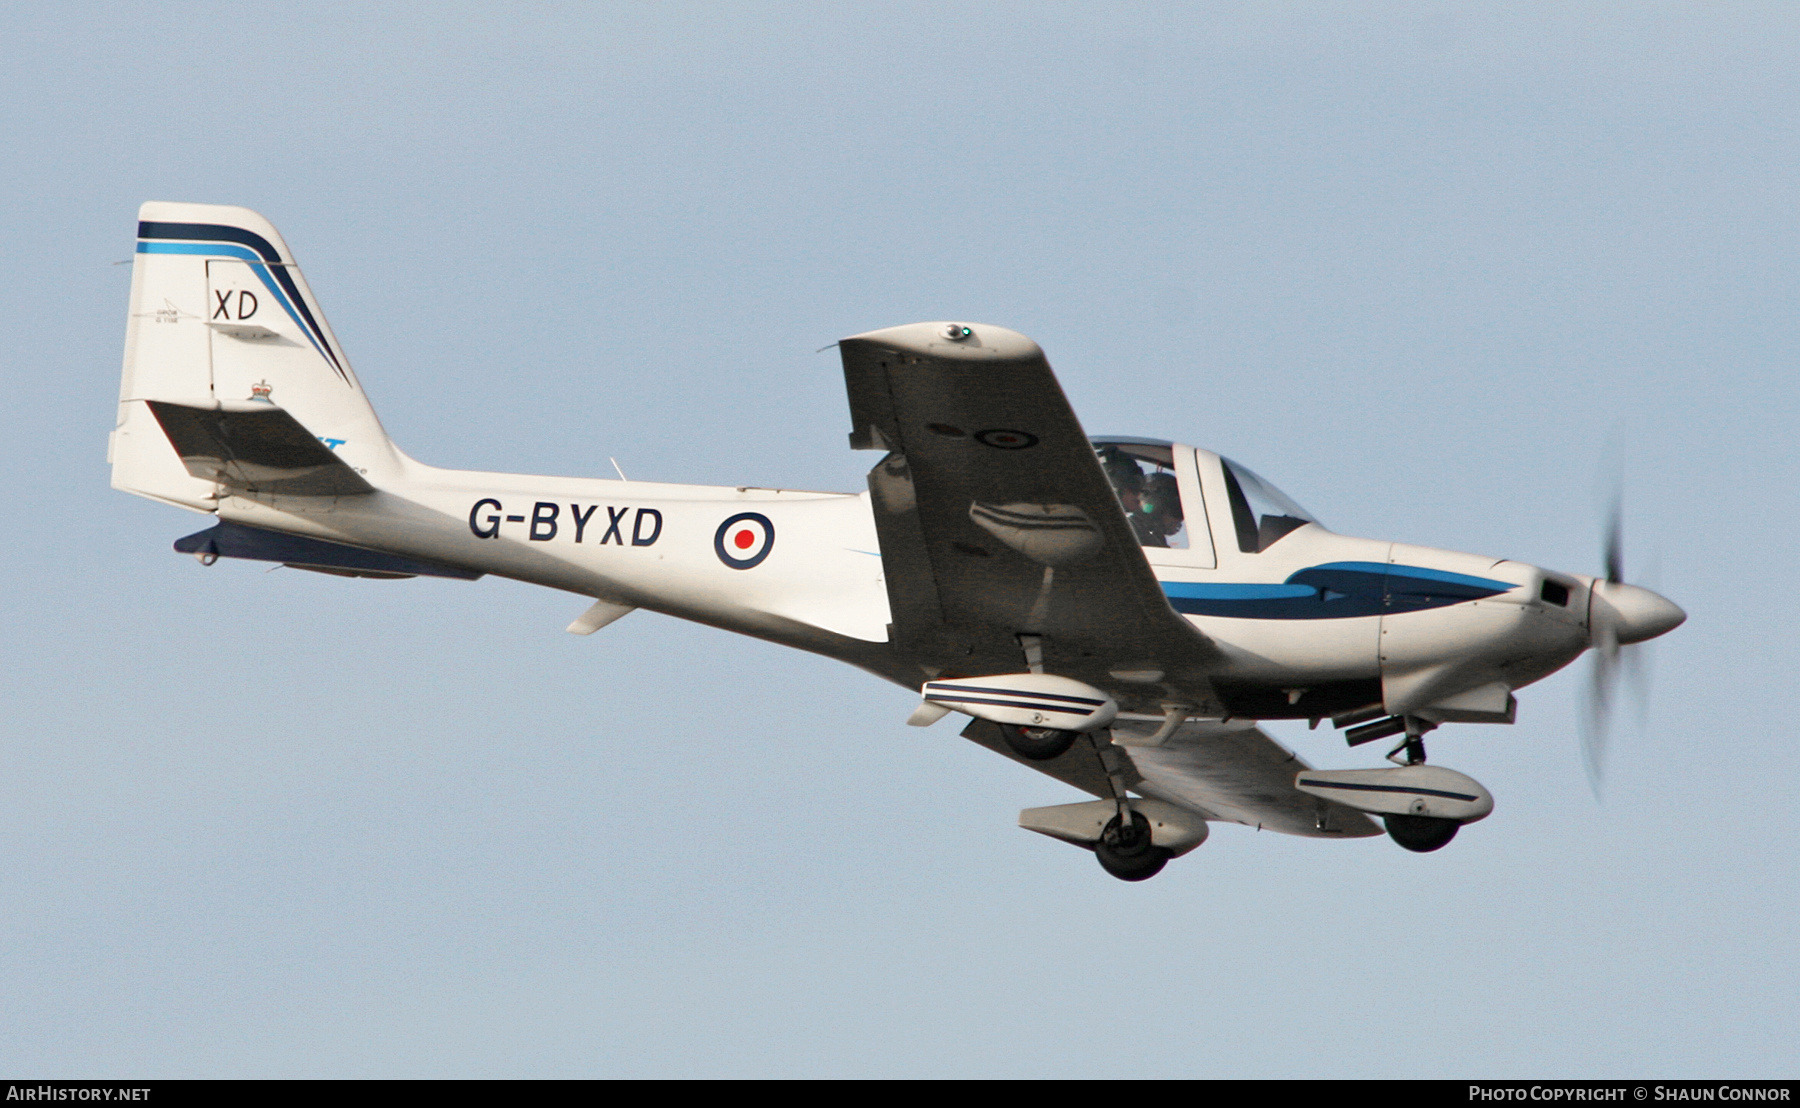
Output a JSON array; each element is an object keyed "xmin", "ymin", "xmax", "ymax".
[{"xmin": 136, "ymin": 221, "xmax": 348, "ymax": 383}]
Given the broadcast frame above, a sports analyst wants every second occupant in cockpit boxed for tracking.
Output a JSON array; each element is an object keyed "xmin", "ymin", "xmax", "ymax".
[{"xmin": 1096, "ymin": 442, "xmax": 1188, "ymax": 549}]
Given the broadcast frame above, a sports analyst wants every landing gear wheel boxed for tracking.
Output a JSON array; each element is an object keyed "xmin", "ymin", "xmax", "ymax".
[
  {"xmin": 1095, "ymin": 810, "xmax": 1171, "ymax": 881},
  {"xmin": 1385, "ymin": 814, "xmax": 1460, "ymax": 853},
  {"xmin": 999, "ymin": 723, "xmax": 1078, "ymax": 761}
]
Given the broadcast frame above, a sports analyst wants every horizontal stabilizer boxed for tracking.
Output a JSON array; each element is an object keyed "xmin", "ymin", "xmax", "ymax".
[
  {"xmin": 148, "ymin": 401, "xmax": 374, "ymax": 497},
  {"xmin": 174, "ymin": 520, "xmax": 482, "ymax": 580}
]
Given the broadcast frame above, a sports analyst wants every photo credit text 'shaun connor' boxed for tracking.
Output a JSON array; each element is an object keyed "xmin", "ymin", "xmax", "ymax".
[{"xmin": 1470, "ymin": 1089, "xmax": 1792, "ymax": 1102}]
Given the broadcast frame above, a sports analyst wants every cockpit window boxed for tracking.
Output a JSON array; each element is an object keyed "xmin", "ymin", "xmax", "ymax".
[
  {"xmin": 1220, "ymin": 457, "xmax": 1318, "ymax": 553},
  {"xmin": 1094, "ymin": 440, "xmax": 1188, "ymax": 549}
]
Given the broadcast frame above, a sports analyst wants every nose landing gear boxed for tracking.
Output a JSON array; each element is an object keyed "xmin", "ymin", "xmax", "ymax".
[
  {"xmin": 1296, "ymin": 722, "xmax": 1493, "ymax": 854},
  {"xmin": 1379, "ymin": 717, "xmax": 1461, "ymax": 851},
  {"xmin": 1385, "ymin": 715, "xmax": 1435, "ymax": 767}
]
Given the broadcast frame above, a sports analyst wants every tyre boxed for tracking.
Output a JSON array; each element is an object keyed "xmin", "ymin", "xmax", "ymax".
[
  {"xmin": 1384, "ymin": 813, "xmax": 1460, "ymax": 853},
  {"xmin": 998, "ymin": 723, "xmax": 1078, "ymax": 761},
  {"xmin": 1095, "ymin": 810, "xmax": 1171, "ymax": 881}
]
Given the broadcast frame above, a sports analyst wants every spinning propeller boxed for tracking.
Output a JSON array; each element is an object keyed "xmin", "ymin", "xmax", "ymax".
[{"xmin": 1580, "ymin": 496, "xmax": 1685, "ymax": 795}]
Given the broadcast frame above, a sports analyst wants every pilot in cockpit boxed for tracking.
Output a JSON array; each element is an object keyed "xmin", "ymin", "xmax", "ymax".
[
  {"xmin": 1098, "ymin": 444, "xmax": 1183, "ymax": 548},
  {"xmin": 1136, "ymin": 471, "xmax": 1183, "ymax": 547}
]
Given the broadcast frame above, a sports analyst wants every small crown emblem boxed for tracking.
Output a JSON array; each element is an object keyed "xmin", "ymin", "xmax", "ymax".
[{"xmin": 249, "ymin": 380, "xmax": 273, "ymax": 403}]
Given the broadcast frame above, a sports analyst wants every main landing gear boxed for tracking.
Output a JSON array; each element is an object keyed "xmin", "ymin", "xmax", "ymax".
[
  {"xmin": 1018, "ymin": 797, "xmax": 1206, "ymax": 883},
  {"xmin": 1094, "ymin": 810, "xmax": 1170, "ymax": 881},
  {"xmin": 1087, "ymin": 732, "xmax": 1179, "ymax": 882},
  {"xmin": 998, "ymin": 723, "xmax": 1079, "ymax": 761}
]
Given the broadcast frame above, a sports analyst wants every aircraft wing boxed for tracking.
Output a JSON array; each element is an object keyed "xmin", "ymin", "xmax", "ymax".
[
  {"xmin": 962, "ymin": 717, "xmax": 1381, "ymax": 838},
  {"xmin": 839, "ymin": 322, "xmax": 1216, "ymax": 692},
  {"xmin": 1113, "ymin": 718, "xmax": 1382, "ymax": 837}
]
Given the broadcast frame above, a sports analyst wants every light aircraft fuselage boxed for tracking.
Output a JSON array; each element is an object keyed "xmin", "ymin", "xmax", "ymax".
[{"xmin": 112, "ymin": 203, "xmax": 1684, "ymax": 879}]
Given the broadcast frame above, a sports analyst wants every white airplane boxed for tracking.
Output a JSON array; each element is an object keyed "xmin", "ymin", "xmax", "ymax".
[{"xmin": 111, "ymin": 203, "xmax": 1686, "ymax": 881}]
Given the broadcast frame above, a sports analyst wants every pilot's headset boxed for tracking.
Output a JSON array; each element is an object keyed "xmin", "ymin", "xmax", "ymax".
[{"xmin": 1140, "ymin": 471, "xmax": 1182, "ymax": 535}]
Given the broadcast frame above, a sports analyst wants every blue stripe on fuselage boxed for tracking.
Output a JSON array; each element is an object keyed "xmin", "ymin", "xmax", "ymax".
[{"xmin": 1163, "ymin": 561, "xmax": 1515, "ymax": 620}]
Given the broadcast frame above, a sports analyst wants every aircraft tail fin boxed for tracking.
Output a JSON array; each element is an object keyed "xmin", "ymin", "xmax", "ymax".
[{"xmin": 111, "ymin": 202, "xmax": 400, "ymax": 510}]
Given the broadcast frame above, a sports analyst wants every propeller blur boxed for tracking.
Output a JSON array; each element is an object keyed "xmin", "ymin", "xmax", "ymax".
[{"xmin": 1581, "ymin": 499, "xmax": 1686, "ymax": 793}]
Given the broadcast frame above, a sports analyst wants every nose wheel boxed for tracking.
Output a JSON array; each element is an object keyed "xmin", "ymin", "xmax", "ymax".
[{"xmin": 1384, "ymin": 812, "xmax": 1460, "ymax": 852}]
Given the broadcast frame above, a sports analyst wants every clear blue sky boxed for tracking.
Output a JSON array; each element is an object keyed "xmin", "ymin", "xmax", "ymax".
[{"xmin": 1, "ymin": 2, "xmax": 1794, "ymax": 1077}]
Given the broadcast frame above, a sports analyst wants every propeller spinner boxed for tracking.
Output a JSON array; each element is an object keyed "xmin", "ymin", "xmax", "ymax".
[{"xmin": 1581, "ymin": 499, "xmax": 1685, "ymax": 794}]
